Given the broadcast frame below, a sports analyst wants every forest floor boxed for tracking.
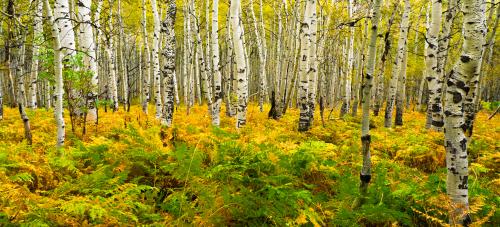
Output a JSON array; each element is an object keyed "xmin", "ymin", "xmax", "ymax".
[{"xmin": 0, "ymin": 104, "xmax": 498, "ymax": 226}]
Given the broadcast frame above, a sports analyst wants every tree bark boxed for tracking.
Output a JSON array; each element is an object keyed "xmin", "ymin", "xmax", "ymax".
[
  {"xmin": 45, "ymin": 0, "xmax": 66, "ymax": 147},
  {"xmin": 425, "ymin": 0, "xmax": 444, "ymax": 131},
  {"xmin": 230, "ymin": 0, "xmax": 248, "ymax": 128},
  {"xmin": 444, "ymin": 0, "xmax": 486, "ymax": 224},
  {"xmin": 384, "ymin": 0, "xmax": 410, "ymax": 128}
]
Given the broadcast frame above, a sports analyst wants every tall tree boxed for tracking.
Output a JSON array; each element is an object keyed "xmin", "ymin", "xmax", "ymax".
[
  {"xmin": 297, "ymin": 0, "xmax": 313, "ymax": 131},
  {"xmin": 160, "ymin": 1, "xmax": 176, "ymax": 127},
  {"xmin": 29, "ymin": 0, "xmax": 44, "ymax": 109},
  {"xmin": 443, "ymin": 0, "xmax": 486, "ymax": 223},
  {"xmin": 425, "ymin": 0, "xmax": 444, "ymax": 131},
  {"xmin": 142, "ymin": 0, "xmax": 151, "ymax": 114},
  {"xmin": 230, "ymin": 0, "xmax": 248, "ymax": 128},
  {"xmin": 357, "ymin": 0, "xmax": 382, "ymax": 206},
  {"xmin": 340, "ymin": 0, "xmax": 355, "ymax": 117},
  {"xmin": 45, "ymin": 0, "xmax": 65, "ymax": 147},
  {"xmin": 151, "ymin": 0, "xmax": 162, "ymax": 118},
  {"xmin": 211, "ymin": 0, "xmax": 222, "ymax": 126},
  {"xmin": 78, "ymin": 0, "xmax": 99, "ymax": 122},
  {"xmin": 384, "ymin": 0, "xmax": 410, "ymax": 128}
]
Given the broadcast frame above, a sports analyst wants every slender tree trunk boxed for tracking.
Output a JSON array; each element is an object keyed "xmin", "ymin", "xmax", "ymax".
[
  {"xmin": 341, "ymin": 0, "xmax": 355, "ymax": 117},
  {"xmin": 425, "ymin": 0, "xmax": 444, "ymax": 131},
  {"xmin": 230, "ymin": 0, "xmax": 248, "ymax": 128},
  {"xmin": 249, "ymin": 0, "xmax": 267, "ymax": 113},
  {"xmin": 106, "ymin": 1, "xmax": 119, "ymax": 112},
  {"xmin": 29, "ymin": 0, "xmax": 43, "ymax": 109},
  {"xmin": 357, "ymin": 0, "xmax": 381, "ymax": 207},
  {"xmin": 307, "ymin": 0, "xmax": 318, "ymax": 127},
  {"xmin": 384, "ymin": 0, "xmax": 410, "ymax": 128},
  {"xmin": 444, "ymin": 0, "xmax": 486, "ymax": 224},
  {"xmin": 160, "ymin": 1, "xmax": 176, "ymax": 127},
  {"xmin": 78, "ymin": 0, "xmax": 98, "ymax": 123},
  {"xmin": 45, "ymin": 0, "xmax": 65, "ymax": 147},
  {"xmin": 151, "ymin": 0, "xmax": 162, "ymax": 119},
  {"xmin": 141, "ymin": 0, "xmax": 151, "ymax": 114},
  {"xmin": 298, "ymin": 0, "xmax": 315, "ymax": 132},
  {"xmin": 395, "ymin": 46, "xmax": 408, "ymax": 126},
  {"xmin": 211, "ymin": 0, "xmax": 222, "ymax": 126}
]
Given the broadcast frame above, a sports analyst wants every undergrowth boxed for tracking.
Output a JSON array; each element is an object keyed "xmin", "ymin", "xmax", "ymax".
[{"xmin": 0, "ymin": 104, "xmax": 498, "ymax": 226}]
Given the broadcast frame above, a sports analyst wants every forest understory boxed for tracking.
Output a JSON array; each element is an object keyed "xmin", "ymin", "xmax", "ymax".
[{"xmin": 0, "ymin": 104, "xmax": 498, "ymax": 226}]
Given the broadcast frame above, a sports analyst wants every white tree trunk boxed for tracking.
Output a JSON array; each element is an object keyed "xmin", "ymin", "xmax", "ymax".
[
  {"xmin": 341, "ymin": 0, "xmax": 355, "ymax": 117},
  {"xmin": 425, "ymin": 0, "xmax": 444, "ymax": 131},
  {"xmin": 249, "ymin": 0, "xmax": 267, "ymax": 113},
  {"xmin": 359, "ymin": 0, "xmax": 381, "ymax": 203},
  {"xmin": 230, "ymin": 0, "xmax": 248, "ymax": 128},
  {"xmin": 29, "ymin": 0, "xmax": 43, "ymax": 109},
  {"xmin": 142, "ymin": 0, "xmax": 151, "ymax": 114},
  {"xmin": 298, "ymin": 0, "xmax": 315, "ymax": 132},
  {"xmin": 444, "ymin": 0, "xmax": 486, "ymax": 224},
  {"xmin": 384, "ymin": 0, "xmax": 410, "ymax": 128},
  {"xmin": 45, "ymin": 0, "xmax": 65, "ymax": 147},
  {"xmin": 78, "ymin": 0, "xmax": 98, "ymax": 122},
  {"xmin": 151, "ymin": 0, "xmax": 162, "ymax": 119},
  {"xmin": 160, "ymin": 2, "xmax": 177, "ymax": 127},
  {"xmin": 211, "ymin": 0, "xmax": 222, "ymax": 126},
  {"xmin": 106, "ymin": 3, "xmax": 119, "ymax": 111}
]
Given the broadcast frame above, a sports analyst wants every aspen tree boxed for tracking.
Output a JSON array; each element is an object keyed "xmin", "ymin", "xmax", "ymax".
[
  {"xmin": 298, "ymin": 0, "xmax": 315, "ymax": 132},
  {"xmin": 160, "ymin": 1, "xmax": 176, "ymax": 127},
  {"xmin": 307, "ymin": 0, "xmax": 318, "ymax": 127},
  {"xmin": 151, "ymin": 0, "xmax": 162, "ymax": 118},
  {"xmin": 467, "ymin": 3, "xmax": 500, "ymax": 136},
  {"xmin": 193, "ymin": 2, "xmax": 213, "ymax": 115},
  {"xmin": 249, "ymin": 0, "xmax": 267, "ymax": 113},
  {"xmin": 358, "ymin": 0, "xmax": 382, "ymax": 206},
  {"xmin": 425, "ymin": 0, "xmax": 443, "ymax": 131},
  {"xmin": 230, "ymin": 0, "xmax": 248, "ymax": 128},
  {"xmin": 395, "ymin": 46, "xmax": 408, "ymax": 125},
  {"xmin": 29, "ymin": 0, "xmax": 43, "ymax": 109},
  {"xmin": 444, "ymin": 0, "xmax": 486, "ymax": 223},
  {"xmin": 341, "ymin": 0, "xmax": 355, "ymax": 117},
  {"xmin": 78, "ymin": 0, "xmax": 98, "ymax": 122},
  {"xmin": 45, "ymin": 0, "xmax": 65, "ymax": 147},
  {"xmin": 142, "ymin": 0, "xmax": 151, "ymax": 114},
  {"xmin": 106, "ymin": 1, "xmax": 119, "ymax": 111},
  {"xmin": 117, "ymin": 0, "xmax": 128, "ymax": 111},
  {"xmin": 211, "ymin": 0, "xmax": 222, "ymax": 126},
  {"xmin": 384, "ymin": 0, "xmax": 410, "ymax": 128}
]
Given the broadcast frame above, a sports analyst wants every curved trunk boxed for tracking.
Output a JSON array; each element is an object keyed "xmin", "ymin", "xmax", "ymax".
[{"xmin": 358, "ymin": 0, "xmax": 381, "ymax": 205}]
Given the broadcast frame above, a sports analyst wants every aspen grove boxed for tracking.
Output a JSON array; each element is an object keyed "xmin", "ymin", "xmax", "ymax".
[{"xmin": 0, "ymin": 0, "xmax": 499, "ymax": 225}]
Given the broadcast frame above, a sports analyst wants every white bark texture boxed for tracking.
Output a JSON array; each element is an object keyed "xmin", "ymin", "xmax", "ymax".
[
  {"xmin": 384, "ymin": 0, "xmax": 410, "ymax": 128},
  {"xmin": 45, "ymin": 0, "xmax": 66, "ymax": 147},
  {"xmin": 211, "ymin": 0, "xmax": 222, "ymax": 126},
  {"xmin": 230, "ymin": 0, "xmax": 248, "ymax": 128},
  {"xmin": 142, "ymin": 0, "xmax": 151, "ymax": 114},
  {"xmin": 360, "ymin": 0, "xmax": 382, "ymax": 197},
  {"xmin": 444, "ymin": 0, "xmax": 486, "ymax": 224},
  {"xmin": 30, "ymin": 0, "xmax": 43, "ymax": 109},
  {"xmin": 298, "ymin": 0, "xmax": 315, "ymax": 132},
  {"xmin": 160, "ymin": 2, "xmax": 177, "ymax": 127},
  {"xmin": 151, "ymin": 0, "xmax": 162, "ymax": 119},
  {"xmin": 78, "ymin": 0, "xmax": 98, "ymax": 122},
  {"xmin": 425, "ymin": 0, "xmax": 444, "ymax": 131}
]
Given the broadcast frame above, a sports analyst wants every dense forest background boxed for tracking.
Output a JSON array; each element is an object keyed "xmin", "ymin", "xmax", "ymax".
[{"xmin": 0, "ymin": 0, "xmax": 498, "ymax": 225}]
